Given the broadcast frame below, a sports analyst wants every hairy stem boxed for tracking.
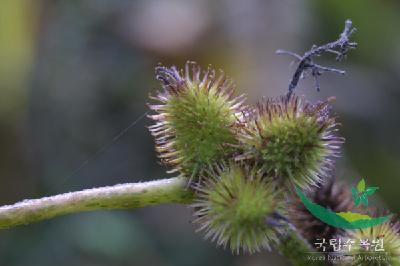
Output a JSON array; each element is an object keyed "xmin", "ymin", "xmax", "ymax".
[
  {"xmin": 0, "ymin": 176, "xmax": 321, "ymax": 266},
  {"xmin": 0, "ymin": 177, "xmax": 192, "ymax": 229},
  {"xmin": 278, "ymin": 228, "xmax": 326, "ymax": 266}
]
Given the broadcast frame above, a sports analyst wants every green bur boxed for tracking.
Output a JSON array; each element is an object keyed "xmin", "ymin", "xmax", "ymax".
[
  {"xmin": 192, "ymin": 163, "xmax": 285, "ymax": 254},
  {"xmin": 238, "ymin": 95, "xmax": 343, "ymax": 189},
  {"xmin": 149, "ymin": 62, "xmax": 245, "ymax": 178}
]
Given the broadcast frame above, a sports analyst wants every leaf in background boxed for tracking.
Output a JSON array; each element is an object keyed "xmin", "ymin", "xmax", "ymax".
[
  {"xmin": 357, "ymin": 179, "xmax": 366, "ymax": 193},
  {"xmin": 365, "ymin": 187, "xmax": 379, "ymax": 196}
]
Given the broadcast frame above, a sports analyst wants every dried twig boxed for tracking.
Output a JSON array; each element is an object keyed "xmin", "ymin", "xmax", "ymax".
[{"xmin": 277, "ymin": 19, "xmax": 357, "ymax": 97}]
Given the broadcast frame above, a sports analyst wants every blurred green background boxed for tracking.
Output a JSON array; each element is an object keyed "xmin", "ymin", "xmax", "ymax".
[{"xmin": 0, "ymin": 0, "xmax": 399, "ymax": 265}]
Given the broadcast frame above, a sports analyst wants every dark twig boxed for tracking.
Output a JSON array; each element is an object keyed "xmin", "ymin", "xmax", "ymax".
[{"xmin": 277, "ymin": 19, "xmax": 357, "ymax": 97}]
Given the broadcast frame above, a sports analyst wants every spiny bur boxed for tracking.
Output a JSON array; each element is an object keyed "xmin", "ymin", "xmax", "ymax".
[
  {"xmin": 149, "ymin": 62, "xmax": 245, "ymax": 181},
  {"xmin": 191, "ymin": 162, "xmax": 286, "ymax": 254},
  {"xmin": 237, "ymin": 95, "xmax": 343, "ymax": 189},
  {"xmin": 345, "ymin": 215, "xmax": 400, "ymax": 266}
]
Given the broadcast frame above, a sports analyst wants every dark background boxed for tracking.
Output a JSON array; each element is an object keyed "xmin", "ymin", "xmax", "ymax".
[{"xmin": 0, "ymin": 1, "xmax": 399, "ymax": 265}]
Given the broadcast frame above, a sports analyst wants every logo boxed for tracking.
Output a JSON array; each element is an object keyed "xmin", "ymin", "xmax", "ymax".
[
  {"xmin": 351, "ymin": 178, "xmax": 378, "ymax": 207},
  {"xmin": 296, "ymin": 179, "xmax": 392, "ymax": 229}
]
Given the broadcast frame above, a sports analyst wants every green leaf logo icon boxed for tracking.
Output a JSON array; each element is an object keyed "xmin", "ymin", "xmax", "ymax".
[
  {"xmin": 364, "ymin": 187, "xmax": 379, "ymax": 196},
  {"xmin": 360, "ymin": 195, "xmax": 368, "ymax": 206},
  {"xmin": 352, "ymin": 179, "xmax": 379, "ymax": 207},
  {"xmin": 296, "ymin": 188, "xmax": 392, "ymax": 229},
  {"xmin": 296, "ymin": 178, "xmax": 390, "ymax": 230},
  {"xmin": 357, "ymin": 179, "xmax": 365, "ymax": 193}
]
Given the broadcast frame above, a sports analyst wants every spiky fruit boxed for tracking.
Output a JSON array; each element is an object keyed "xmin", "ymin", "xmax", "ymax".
[
  {"xmin": 345, "ymin": 214, "xmax": 400, "ymax": 266},
  {"xmin": 191, "ymin": 162, "xmax": 286, "ymax": 254},
  {"xmin": 288, "ymin": 178, "xmax": 354, "ymax": 248},
  {"xmin": 149, "ymin": 62, "xmax": 245, "ymax": 179},
  {"xmin": 237, "ymin": 95, "xmax": 343, "ymax": 189}
]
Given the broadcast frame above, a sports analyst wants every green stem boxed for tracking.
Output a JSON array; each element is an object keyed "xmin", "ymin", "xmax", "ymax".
[
  {"xmin": 0, "ymin": 177, "xmax": 192, "ymax": 229},
  {"xmin": 0, "ymin": 176, "xmax": 329, "ymax": 266},
  {"xmin": 278, "ymin": 228, "xmax": 326, "ymax": 266}
]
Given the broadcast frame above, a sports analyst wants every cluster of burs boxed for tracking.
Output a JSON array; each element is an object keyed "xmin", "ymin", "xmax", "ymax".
[{"xmin": 148, "ymin": 62, "xmax": 399, "ymax": 264}]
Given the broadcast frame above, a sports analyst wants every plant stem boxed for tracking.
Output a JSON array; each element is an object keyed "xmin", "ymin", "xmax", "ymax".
[
  {"xmin": 0, "ymin": 177, "xmax": 192, "ymax": 229},
  {"xmin": 0, "ymin": 176, "xmax": 327, "ymax": 266},
  {"xmin": 278, "ymin": 228, "xmax": 326, "ymax": 266}
]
